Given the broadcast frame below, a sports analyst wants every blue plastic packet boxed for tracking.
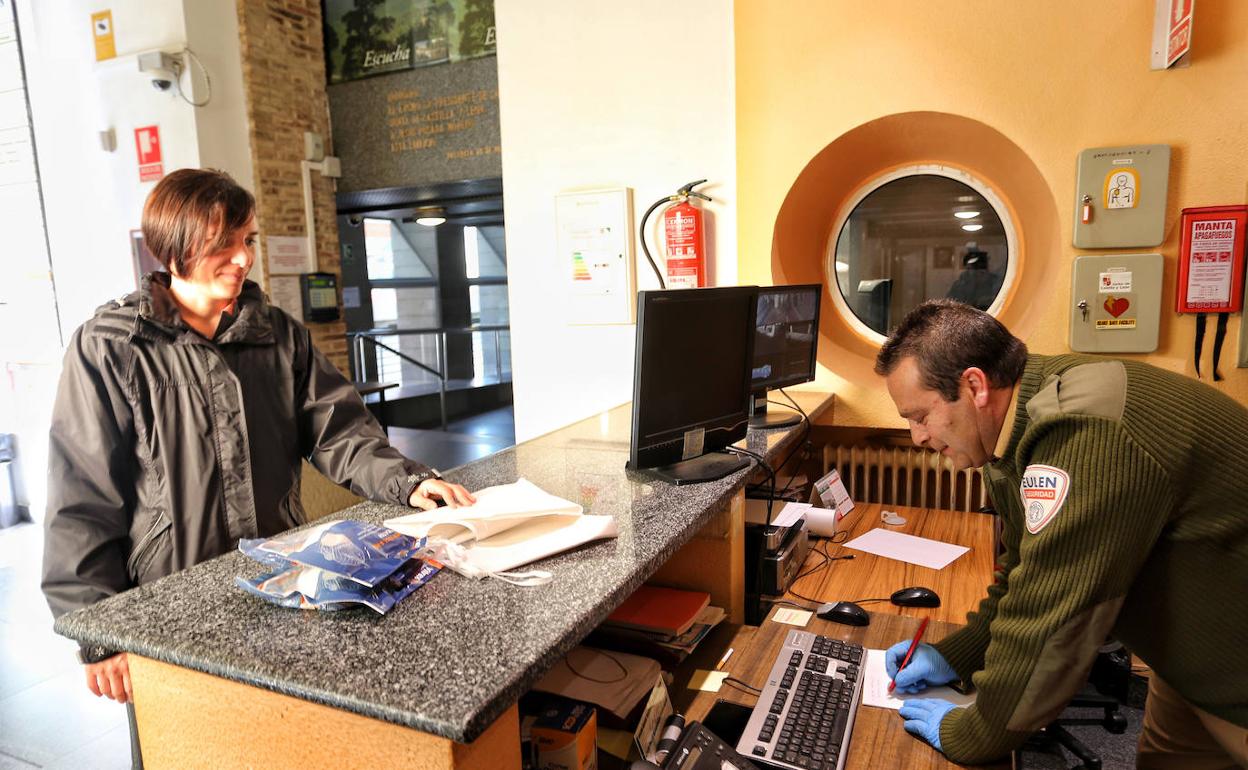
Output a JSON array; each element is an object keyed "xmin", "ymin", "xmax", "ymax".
[
  {"xmin": 234, "ymin": 557, "xmax": 440, "ymax": 615},
  {"xmin": 240, "ymin": 519, "xmax": 423, "ymax": 587}
]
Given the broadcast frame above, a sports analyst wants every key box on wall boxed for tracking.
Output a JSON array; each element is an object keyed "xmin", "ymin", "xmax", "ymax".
[
  {"xmin": 1073, "ymin": 145, "xmax": 1171, "ymax": 248},
  {"xmin": 1069, "ymin": 253, "xmax": 1163, "ymax": 353}
]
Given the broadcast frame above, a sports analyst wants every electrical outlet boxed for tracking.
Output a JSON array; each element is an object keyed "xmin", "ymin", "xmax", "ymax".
[{"xmin": 303, "ymin": 131, "xmax": 324, "ymax": 162}]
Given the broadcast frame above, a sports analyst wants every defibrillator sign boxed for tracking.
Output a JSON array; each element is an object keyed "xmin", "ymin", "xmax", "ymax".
[{"xmin": 1020, "ymin": 464, "xmax": 1070, "ymax": 534}]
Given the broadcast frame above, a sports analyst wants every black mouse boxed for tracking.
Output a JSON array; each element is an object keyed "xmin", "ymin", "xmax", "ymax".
[
  {"xmin": 891, "ymin": 586, "xmax": 941, "ymax": 608},
  {"xmin": 816, "ymin": 601, "xmax": 870, "ymax": 626}
]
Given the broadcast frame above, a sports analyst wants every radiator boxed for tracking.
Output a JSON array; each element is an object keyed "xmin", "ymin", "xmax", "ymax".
[{"xmin": 823, "ymin": 444, "xmax": 987, "ymax": 513}]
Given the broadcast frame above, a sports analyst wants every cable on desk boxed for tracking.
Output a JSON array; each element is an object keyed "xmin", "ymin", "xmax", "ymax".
[
  {"xmin": 774, "ymin": 388, "xmax": 813, "ymax": 499},
  {"xmin": 791, "ymin": 535, "xmax": 850, "ymax": 584},
  {"xmin": 727, "ymin": 446, "xmax": 776, "ymax": 522},
  {"xmin": 723, "ymin": 677, "xmax": 762, "ymax": 696},
  {"xmin": 746, "ymin": 389, "xmax": 811, "ymax": 495},
  {"xmin": 785, "ymin": 539, "xmax": 856, "ymax": 605}
]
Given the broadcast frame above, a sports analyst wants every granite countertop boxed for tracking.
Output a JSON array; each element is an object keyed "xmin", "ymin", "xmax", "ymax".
[{"xmin": 54, "ymin": 392, "xmax": 833, "ymax": 743}]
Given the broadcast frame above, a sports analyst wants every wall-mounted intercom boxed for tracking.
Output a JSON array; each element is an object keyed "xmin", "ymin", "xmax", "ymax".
[
  {"xmin": 1069, "ymin": 253, "xmax": 1163, "ymax": 353},
  {"xmin": 1073, "ymin": 145, "xmax": 1171, "ymax": 248},
  {"xmin": 300, "ymin": 272, "xmax": 340, "ymax": 323}
]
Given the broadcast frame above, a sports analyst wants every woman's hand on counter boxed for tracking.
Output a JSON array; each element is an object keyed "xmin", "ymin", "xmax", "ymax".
[
  {"xmin": 84, "ymin": 652, "xmax": 131, "ymax": 704},
  {"xmin": 409, "ymin": 479, "xmax": 476, "ymax": 510}
]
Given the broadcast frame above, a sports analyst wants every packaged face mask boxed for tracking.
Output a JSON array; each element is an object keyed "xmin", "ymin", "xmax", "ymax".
[
  {"xmin": 235, "ymin": 557, "xmax": 440, "ymax": 615},
  {"xmin": 236, "ymin": 519, "xmax": 439, "ymax": 614},
  {"xmin": 241, "ymin": 519, "xmax": 423, "ymax": 587}
]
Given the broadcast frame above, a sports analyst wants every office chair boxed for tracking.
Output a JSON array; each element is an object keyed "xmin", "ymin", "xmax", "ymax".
[
  {"xmin": 980, "ymin": 500, "xmax": 1131, "ymax": 770},
  {"xmin": 1021, "ymin": 689, "xmax": 1129, "ymax": 770}
]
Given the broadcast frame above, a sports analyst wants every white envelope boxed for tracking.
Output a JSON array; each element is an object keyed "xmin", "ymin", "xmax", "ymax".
[{"xmin": 384, "ymin": 478, "xmax": 617, "ymax": 576}]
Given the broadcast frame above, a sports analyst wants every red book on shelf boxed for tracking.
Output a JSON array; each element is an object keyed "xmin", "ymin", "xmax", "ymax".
[{"xmin": 605, "ymin": 585, "xmax": 710, "ymax": 638}]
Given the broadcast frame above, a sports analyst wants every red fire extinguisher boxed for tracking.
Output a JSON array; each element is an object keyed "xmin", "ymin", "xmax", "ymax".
[{"xmin": 640, "ymin": 179, "xmax": 712, "ymax": 289}]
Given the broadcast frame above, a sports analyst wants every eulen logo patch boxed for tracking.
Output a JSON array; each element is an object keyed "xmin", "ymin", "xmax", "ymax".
[{"xmin": 1020, "ymin": 464, "xmax": 1071, "ymax": 534}]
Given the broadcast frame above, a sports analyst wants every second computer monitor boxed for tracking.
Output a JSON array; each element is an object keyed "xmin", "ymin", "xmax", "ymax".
[
  {"xmin": 750, "ymin": 284, "xmax": 821, "ymax": 429},
  {"xmin": 628, "ymin": 286, "xmax": 759, "ymax": 485}
]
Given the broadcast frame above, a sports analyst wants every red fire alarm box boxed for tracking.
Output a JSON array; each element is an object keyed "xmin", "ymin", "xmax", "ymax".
[{"xmin": 1176, "ymin": 205, "xmax": 1247, "ymax": 314}]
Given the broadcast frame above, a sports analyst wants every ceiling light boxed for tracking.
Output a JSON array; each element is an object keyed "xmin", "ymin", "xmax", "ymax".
[
  {"xmin": 961, "ymin": 224, "xmax": 983, "ymax": 232},
  {"xmin": 954, "ymin": 210, "xmax": 980, "ymax": 219},
  {"xmin": 956, "ymin": 195, "xmax": 976, "ymax": 202},
  {"xmin": 413, "ymin": 207, "xmax": 446, "ymax": 226}
]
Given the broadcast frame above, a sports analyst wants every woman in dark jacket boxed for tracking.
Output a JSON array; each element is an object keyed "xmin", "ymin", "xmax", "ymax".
[{"xmin": 41, "ymin": 168, "xmax": 473, "ymax": 707}]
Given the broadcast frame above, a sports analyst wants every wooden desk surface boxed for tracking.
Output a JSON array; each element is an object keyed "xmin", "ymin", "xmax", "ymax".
[
  {"xmin": 787, "ymin": 502, "xmax": 996, "ymax": 625},
  {"xmin": 679, "ymin": 612, "xmax": 1009, "ymax": 770},
  {"xmin": 671, "ymin": 502, "xmax": 1002, "ymax": 768}
]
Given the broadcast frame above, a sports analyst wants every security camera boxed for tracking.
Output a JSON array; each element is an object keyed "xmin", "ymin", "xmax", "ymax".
[
  {"xmin": 137, "ymin": 51, "xmax": 179, "ymax": 94},
  {"xmin": 347, "ymin": 215, "xmax": 363, "ymax": 227}
]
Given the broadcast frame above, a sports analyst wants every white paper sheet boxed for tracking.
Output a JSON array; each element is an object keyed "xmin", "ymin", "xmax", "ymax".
[
  {"xmin": 860, "ymin": 649, "xmax": 977, "ymax": 710},
  {"xmin": 842, "ymin": 528, "xmax": 969, "ymax": 570},
  {"xmin": 771, "ymin": 502, "xmax": 812, "ymax": 528}
]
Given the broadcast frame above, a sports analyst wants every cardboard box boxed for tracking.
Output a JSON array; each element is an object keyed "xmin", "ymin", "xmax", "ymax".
[
  {"xmin": 596, "ymin": 672, "xmax": 671, "ymax": 770},
  {"xmin": 531, "ymin": 696, "xmax": 598, "ymax": 770}
]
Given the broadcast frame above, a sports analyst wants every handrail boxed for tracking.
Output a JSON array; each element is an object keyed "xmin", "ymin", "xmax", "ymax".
[
  {"xmin": 349, "ymin": 325, "xmax": 511, "ymax": 432},
  {"xmin": 353, "ymin": 334, "xmax": 448, "ymax": 431},
  {"xmin": 349, "ymin": 324, "xmax": 510, "ymax": 337},
  {"xmin": 359, "ymin": 335, "xmax": 443, "ymax": 381}
]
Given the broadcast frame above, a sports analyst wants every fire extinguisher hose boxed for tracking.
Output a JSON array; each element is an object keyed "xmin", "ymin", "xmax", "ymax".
[{"xmin": 639, "ymin": 195, "xmax": 675, "ymax": 291}]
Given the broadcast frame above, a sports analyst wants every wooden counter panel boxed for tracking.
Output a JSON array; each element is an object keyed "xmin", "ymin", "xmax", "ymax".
[{"xmin": 129, "ymin": 655, "xmax": 520, "ymax": 769}]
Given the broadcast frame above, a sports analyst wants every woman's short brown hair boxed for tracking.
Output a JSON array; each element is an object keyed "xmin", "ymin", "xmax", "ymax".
[{"xmin": 141, "ymin": 168, "xmax": 255, "ymax": 277}]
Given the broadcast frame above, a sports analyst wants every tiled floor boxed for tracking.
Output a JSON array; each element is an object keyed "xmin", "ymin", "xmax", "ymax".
[
  {"xmin": 0, "ymin": 405, "xmax": 515, "ymax": 768},
  {"xmin": 0, "ymin": 522, "xmax": 130, "ymax": 770},
  {"xmin": 388, "ymin": 405, "xmax": 516, "ymax": 472}
]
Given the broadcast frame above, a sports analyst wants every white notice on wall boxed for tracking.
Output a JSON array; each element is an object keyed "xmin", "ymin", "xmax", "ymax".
[
  {"xmin": 269, "ymin": 275, "xmax": 304, "ymax": 320},
  {"xmin": 267, "ymin": 235, "xmax": 312, "ymax": 275},
  {"xmin": 1099, "ymin": 269, "xmax": 1132, "ymax": 294},
  {"xmin": 556, "ymin": 188, "xmax": 635, "ymax": 325},
  {"xmin": 342, "ymin": 286, "xmax": 361, "ymax": 309},
  {"xmin": 1186, "ymin": 219, "xmax": 1236, "ymax": 304}
]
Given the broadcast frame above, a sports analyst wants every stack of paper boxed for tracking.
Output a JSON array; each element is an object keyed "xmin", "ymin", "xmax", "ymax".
[{"xmin": 532, "ymin": 646, "xmax": 662, "ymax": 721}]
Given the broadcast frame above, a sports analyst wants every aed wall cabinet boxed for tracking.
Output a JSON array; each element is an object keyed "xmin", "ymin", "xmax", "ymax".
[
  {"xmin": 300, "ymin": 272, "xmax": 340, "ymax": 323},
  {"xmin": 1073, "ymin": 145, "xmax": 1170, "ymax": 248},
  {"xmin": 1069, "ymin": 253, "xmax": 1163, "ymax": 353}
]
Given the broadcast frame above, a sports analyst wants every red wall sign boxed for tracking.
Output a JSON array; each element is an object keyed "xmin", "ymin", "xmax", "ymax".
[
  {"xmin": 1167, "ymin": 0, "xmax": 1193, "ymax": 66},
  {"xmin": 134, "ymin": 125, "xmax": 163, "ymax": 182},
  {"xmin": 1176, "ymin": 205, "xmax": 1247, "ymax": 314}
]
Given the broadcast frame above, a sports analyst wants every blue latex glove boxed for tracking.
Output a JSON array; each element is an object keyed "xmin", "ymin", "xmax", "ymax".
[
  {"xmin": 885, "ymin": 641, "xmax": 958, "ymax": 694},
  {"xmin": 898, "ymin": 697, "xmax": 957, "ymax": 751}
]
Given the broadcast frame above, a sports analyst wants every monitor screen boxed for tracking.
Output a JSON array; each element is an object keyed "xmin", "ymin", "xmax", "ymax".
[
  {"xmin": 751, "ymin": 284, "xmax": 821, "ymax": 391},
  {"xmin": 629, "ymin": 286, "xmax": 758, "ymax": 481}
]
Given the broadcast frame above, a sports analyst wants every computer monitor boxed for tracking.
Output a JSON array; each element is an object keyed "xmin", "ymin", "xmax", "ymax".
[
  {"xmin": 628, "ymin": 286, "xmax": 759, "ymax": 485},
  {"xmin": 749, "ymin": 284, "xmax": 821, "ymax": 429}
]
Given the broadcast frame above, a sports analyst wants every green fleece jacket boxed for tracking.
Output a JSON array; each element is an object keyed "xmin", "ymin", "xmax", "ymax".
[{"xmin": 932, "ymin": 354, "xmax": 1248, "ymax": 764}]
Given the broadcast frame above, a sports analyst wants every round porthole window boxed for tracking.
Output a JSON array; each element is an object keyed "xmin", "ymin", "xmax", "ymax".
[{"xmin": 827, "ymin": 166, "xmax": 1016, "ymax": 339}]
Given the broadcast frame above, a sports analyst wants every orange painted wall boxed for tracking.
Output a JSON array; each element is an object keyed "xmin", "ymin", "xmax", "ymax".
[{"xmin": 736, "ymin": 1, "xmax": 1248, "ymax": 428}]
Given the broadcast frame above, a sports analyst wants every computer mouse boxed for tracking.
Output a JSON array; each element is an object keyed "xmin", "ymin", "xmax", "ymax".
[
  {"xmin": 816, "ymin": 601, "xmax": 870, "ymax": 626},
  {"xmin": 890, "ymin": 586, "xmax": 941, "ymax": 608}
]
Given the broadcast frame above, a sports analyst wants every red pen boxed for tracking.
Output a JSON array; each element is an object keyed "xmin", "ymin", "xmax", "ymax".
[{"xmin": 888, "ymin": 617, "xmax": 930, "ymax": 693}]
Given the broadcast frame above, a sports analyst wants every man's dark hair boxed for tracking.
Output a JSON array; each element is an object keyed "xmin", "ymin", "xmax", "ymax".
[{"xmin": 874, "ymin": 299, "xmax": 1028, "ymax": 401}]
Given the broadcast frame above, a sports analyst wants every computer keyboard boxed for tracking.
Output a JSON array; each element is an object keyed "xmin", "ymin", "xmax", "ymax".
[{"xmin": 735, "ymin": 629, "xmax": 864, "ymax": 770}]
